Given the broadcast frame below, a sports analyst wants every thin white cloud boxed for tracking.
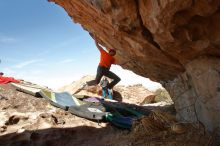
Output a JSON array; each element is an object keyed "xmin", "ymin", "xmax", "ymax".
[
  {"xmin": 36, "ymin": 50, "xmax": 50, "ymax": 57},
  {"xmin": 14, "ymin": 59, "xmax": 44, "ymax": 69},
  {"xmin": 0, "ymin": 36, "xmax": 17, "ymax": 43},
  {"xmin": 54, "ymin": 35, "xmax": 86, "ymax": 49},
  {"xmin": 82, "ymin": 48, "xmax": 94, "ymax": 54},
  {"xmin": 11, "ymin": 70, "xmax": 43, "ymax": 81},
  {"xmin": 58, "ymin": 59, "xmax": 75, "ymax": 64}
]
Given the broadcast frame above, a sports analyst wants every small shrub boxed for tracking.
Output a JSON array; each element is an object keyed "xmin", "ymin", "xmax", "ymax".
[{"xmin": 154, "ymin": 88, "xmax": 172, "ymax": 103}]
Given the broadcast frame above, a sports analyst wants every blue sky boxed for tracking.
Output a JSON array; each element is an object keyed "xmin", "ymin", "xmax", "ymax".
[{"xmin": 0, "ymin": 0, "xmax": 161, "ymax": 90}]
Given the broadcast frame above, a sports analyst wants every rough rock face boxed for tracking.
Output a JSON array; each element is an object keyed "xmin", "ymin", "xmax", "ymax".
[
  {"xmin": 165, "ymin": 57, "xmax": 220, "ymax": 132},
  {"xmin": 49, "ymin": 0, "xmax": 220, "ymax": 132}
]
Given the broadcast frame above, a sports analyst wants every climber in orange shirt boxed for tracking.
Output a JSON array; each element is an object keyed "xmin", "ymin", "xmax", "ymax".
[{"xmin": 84, "ymin": 40, "xmax": 121, "ymax": 89}]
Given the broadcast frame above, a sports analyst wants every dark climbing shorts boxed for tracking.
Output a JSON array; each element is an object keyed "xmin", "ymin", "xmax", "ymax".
[{"xmin": 87, "ymin": 65, "xmax": 121, "ymax": 89}]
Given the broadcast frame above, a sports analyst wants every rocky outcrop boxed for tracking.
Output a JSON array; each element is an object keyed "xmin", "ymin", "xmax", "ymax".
[
  {"xmin": 0, "ymin": 84, "xmax": 132, "ymax": 146},
  {"xmin": 49, "ymin": 0, "xmax": 220, "ymax": 133},
  {"xmin": 59, "ymin": 75, "xmax": 157, "ymax": 105},
  {"xmin": 49, "ymin": 0, "xmax": 220, "ymax": 81},
  {"xmin": 1, "ymin": 84, "xmax": 215, "ymax": 145},
  {"xmin": 165, "ymin": 57, "xmax": 220, "ymax": 132}
]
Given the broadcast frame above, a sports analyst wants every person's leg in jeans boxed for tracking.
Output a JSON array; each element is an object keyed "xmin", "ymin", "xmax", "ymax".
[
  {"xmin": 103, "ymin": 69, "xmax": 121, "ymax": 89},
  {"xmin": 87, "ymin": 66, "xmax": 104, "ymax": 86}
]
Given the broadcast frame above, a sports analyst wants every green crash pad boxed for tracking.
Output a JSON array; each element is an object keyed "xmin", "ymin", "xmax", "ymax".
[
  {"xmin": 40, "ymin": 90, "xmax": 108, "ymax": 120},
  {"xmin": 102, "ymin": 102, "xmax": 150, "ymax": 129},
  {"xmin": 39, "ymin": 89, "xmax": 84, "ymax": 110}
]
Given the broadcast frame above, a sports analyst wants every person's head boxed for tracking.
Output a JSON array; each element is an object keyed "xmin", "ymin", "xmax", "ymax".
[
  {"xmin": 109, "ymin": 49, "xmax": 116, "ymax": 56},
  {"xmin": 0, "ymin": 72, "xmax": 4, "ymax": 76}
]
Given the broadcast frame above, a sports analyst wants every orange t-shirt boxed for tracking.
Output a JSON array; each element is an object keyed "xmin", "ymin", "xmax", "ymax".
[{"xmin": 99, "ymin": 48, "xmax": 115, "ymax": 68}]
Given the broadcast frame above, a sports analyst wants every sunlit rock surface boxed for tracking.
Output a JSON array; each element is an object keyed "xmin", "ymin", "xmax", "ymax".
[{"xmin": 50, "ymin": 0, "xmax": 220, "ymax": 133}]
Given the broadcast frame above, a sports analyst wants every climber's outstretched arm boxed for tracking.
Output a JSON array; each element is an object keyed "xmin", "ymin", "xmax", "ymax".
[{"xmin": 95, "ymin": 41, "xmax": 104, "ymax": 51}]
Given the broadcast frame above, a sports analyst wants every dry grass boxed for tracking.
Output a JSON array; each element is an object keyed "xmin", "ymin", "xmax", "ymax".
[{"xmin": 129, "ymin": 110, "xmax": 211, "ymax": 146}]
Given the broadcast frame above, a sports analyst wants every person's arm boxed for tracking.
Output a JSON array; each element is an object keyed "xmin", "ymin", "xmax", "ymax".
[
  {"xmin": 95, "ymin": 41, "xmax": 104, "ymax": 52},
  {"xmin": 89, "ymin": 32, "xmax": 104, "ymax": 51}
]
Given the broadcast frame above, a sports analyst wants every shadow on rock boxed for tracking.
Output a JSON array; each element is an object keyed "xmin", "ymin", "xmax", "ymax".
[
  {"xmin": 0, "ymin": 125, "xmax": 127, "ymax": 146},
  {"xmin": 112, "ymin": 90, "xmax": 123, "ymax": 102}
]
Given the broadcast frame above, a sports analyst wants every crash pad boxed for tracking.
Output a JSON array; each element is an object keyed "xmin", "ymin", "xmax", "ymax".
[
  {"xmin": 40, "ymin": 90, "xmax": 108, "ymax": 120},
  {"xmin": 103, "ymin": 102, "xmax": 147, "ymax": 129},
  {"xmin": 68, "ymin": 103, "xmax": 107, "ymax": 120},
  {"xmin": 105, "ymin": 113, "xmax": 133, "ymax": 129},
  {"xmin": 39, "ymin": 89, "xmax": 84, "ymax": 110},
  {"xmin": 11, "ymin": 82, "xmax": 46, "ymax": 97}
]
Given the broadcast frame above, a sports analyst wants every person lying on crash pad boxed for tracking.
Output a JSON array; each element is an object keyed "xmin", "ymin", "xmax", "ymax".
[{"xmin": 0, "ymin": 72, "xmax": 20, "ymax": 84}]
